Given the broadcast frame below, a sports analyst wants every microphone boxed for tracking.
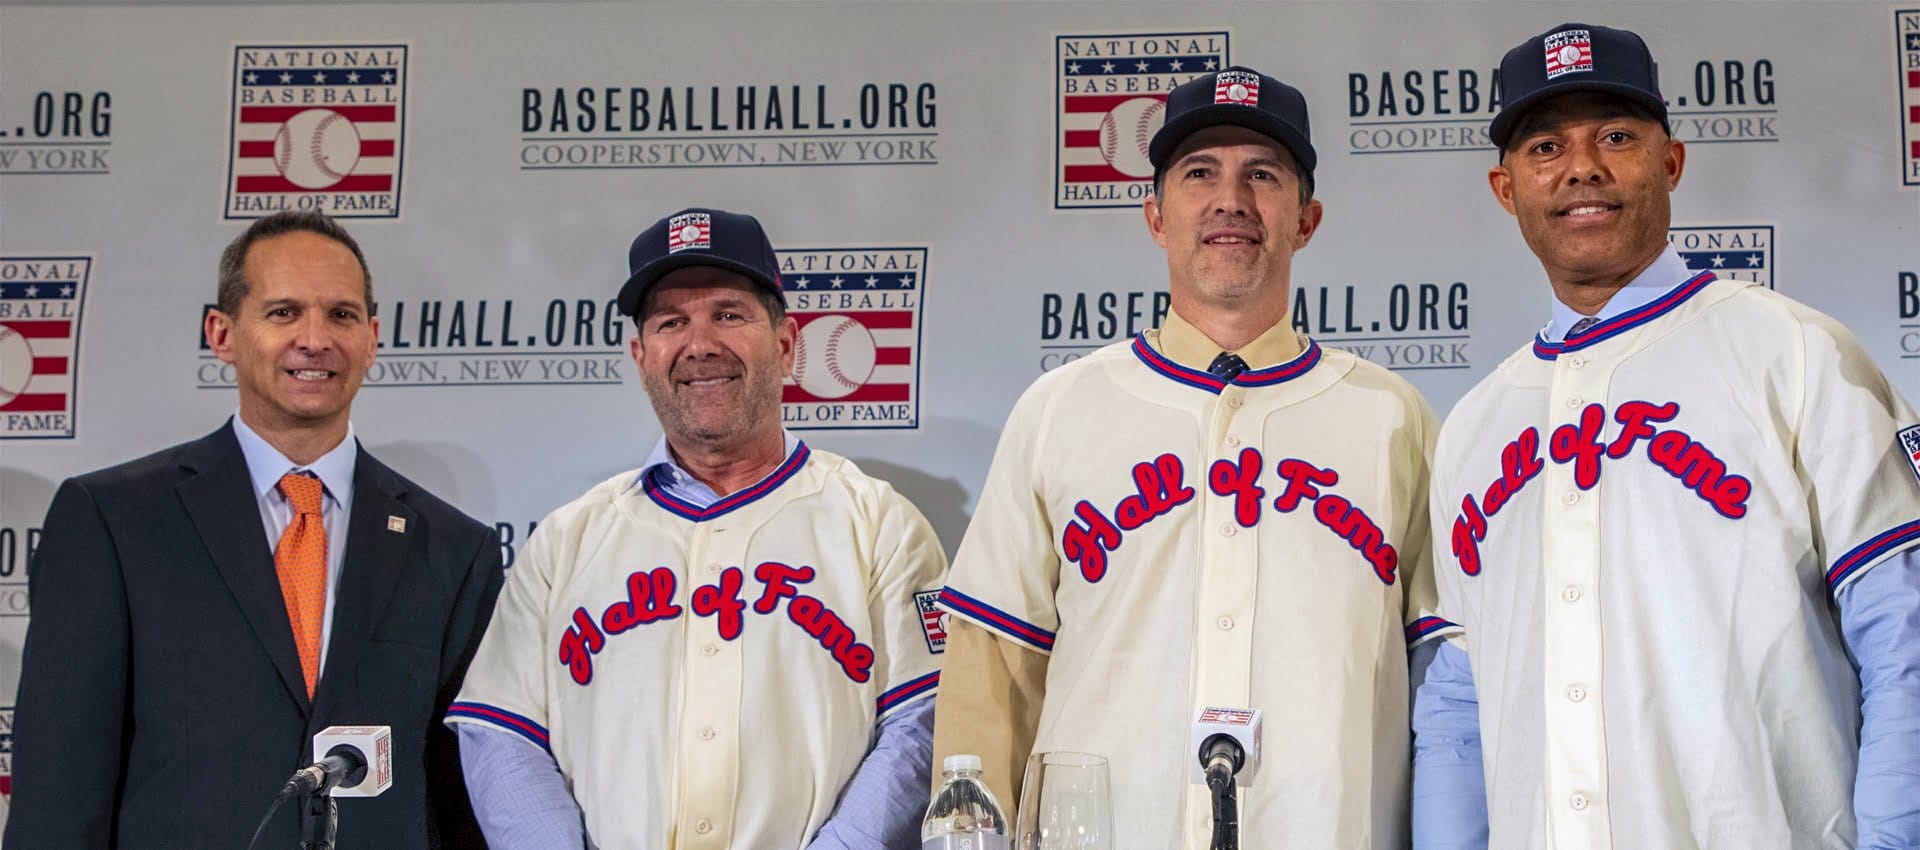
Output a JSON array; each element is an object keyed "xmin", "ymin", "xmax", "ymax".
[
  {"xmin": 284, "ymin": 725, "xmax": 394, "ymax": 799},
  {"xmin": 1200, "ymin": 734, "xmax": 1243, "ymax": 780},
  {"xmin": 1191, "ymin": 708, "xmax": 1261, "ymax": 850},
  {"xmin": 1189, "ymin": 707, "xmax": 1262, "ymax": 786}
]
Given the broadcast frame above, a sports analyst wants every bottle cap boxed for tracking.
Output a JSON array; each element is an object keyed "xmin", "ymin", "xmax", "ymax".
[{"xmin": 944, "ymin": 754, "xmax": 983, "ymax": 773}]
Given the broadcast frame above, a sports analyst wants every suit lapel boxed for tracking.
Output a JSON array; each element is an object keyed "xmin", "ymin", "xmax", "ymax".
[
  {"xmin": 318, "ymin": 448, "xmax": 415, "ymax": 708},
  {"xmin": 176, "ymin": 424, "xmax": 310, "ymax": 710}
]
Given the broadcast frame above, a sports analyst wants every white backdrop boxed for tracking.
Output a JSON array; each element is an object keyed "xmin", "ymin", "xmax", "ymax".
[{"xmin": 3, "ymin": 0, "xmax": 1919, "ymax": 820}]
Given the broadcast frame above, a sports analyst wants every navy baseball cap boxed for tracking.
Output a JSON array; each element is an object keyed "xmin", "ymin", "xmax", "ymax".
[
  {"xmin": 1490, "ymin": 23, "xmax": 1670, "ymax": 149},
  {"xmin": 1148, "ymin": 66, "xmax": 1316, "ymax": 187},
  {"xmin": 618, "ymin": 207, "xmax": 784, "ymax": 320}
]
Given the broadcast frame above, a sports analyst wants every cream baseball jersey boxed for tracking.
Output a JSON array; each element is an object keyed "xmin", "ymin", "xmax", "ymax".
[
  {"xmin": 448, "ymin": 444, "xmax": 947, "ymax": 849},
  {"xmin": 1429, "ymin": 274, "xmax": 1920, "ymax": 849},
  {"xmin": 941, "ymin": 332, "xmax": 1447, "ymax": 849}
]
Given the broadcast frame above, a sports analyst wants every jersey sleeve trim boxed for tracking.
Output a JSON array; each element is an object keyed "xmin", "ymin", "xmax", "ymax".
[
  {"xmin": 446, "ymin": 701, "xmax": 552, "ymax": 754},
  {"xmin": 876, "ymin": 670, "xmax": 939, "ymax": 718},
  {"xmin": 1827, "ymin": 519, "xmax": 1920, "ymax": 596},
  {"xmin": 1405, "ymin": 616, "xmax": 1464, "ymax": 648},
  {"xmin": 938, "ymin": 586, "xmax": 1056, "ymax": 653}
]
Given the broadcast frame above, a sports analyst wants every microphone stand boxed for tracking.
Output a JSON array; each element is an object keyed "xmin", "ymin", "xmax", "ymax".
[
  {"xmin": 1204, "ymin": 760, "xmax": 1238, "ymax": 850},
  {"xmin": 301, "ymin": 791, "xmax": 338, "ymax": 850}
]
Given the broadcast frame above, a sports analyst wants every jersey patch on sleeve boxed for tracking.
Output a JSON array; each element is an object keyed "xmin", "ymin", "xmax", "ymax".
[
  {"xmin": 1899, "ymin": 425, "xmax": 1920, "ymax": 484},
  {"xmin": 913, "ymin": 589, "xmax": 947, "ymax": 654}
]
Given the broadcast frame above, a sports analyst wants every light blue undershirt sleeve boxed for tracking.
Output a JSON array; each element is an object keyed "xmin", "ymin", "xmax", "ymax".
[
  {"xmin": 458, "ymin": 723, "xmax": 590, "ymax": 850},
  {"xmin": 1838, "ymin": 550, "xmax": 1920, "ymax": 850},
  {"xmin": 1411, "ymin": 640, "xmax": 1489, "ymax": 850},
  {"xmin": 806, "ymin": 697, "xmax": 936, "ymax": 850}
]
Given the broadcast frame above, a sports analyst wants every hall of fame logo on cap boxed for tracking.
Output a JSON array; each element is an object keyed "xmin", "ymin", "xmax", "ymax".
[
  {"xmin": 1899, "ymin": 9, "xmax": 1920, "ymax": 187},
  {"xmin": 225, "ymin": 44, "xmax": 408, "ymax": 219},
  {"xmin": 777, "ymin": 247, "xmax": 926, "ymax": 430},
  {"xmin": 1543, "ymin": 28, "xmax": 1593, "ymax": 80},
  {"xmin": 667, "ymin": 212, "xmax": 711, "ymax": 253},
  {"xmin": 1214, "ymin": 70, "xmax": 1258, "ymax": 105},
  {"xmin": 1668, "ymin": 225, "xmax": 1772, "ymax": 288},
  {"xmin": 0, "ymin": 255, "xmax": 90, "ymax": 440},
  {"xmin": 1055, "ymin": 30, "xmax": 1227, "ymax": 210}
]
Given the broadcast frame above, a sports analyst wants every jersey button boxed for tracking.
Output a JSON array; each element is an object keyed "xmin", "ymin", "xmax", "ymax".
[
  {"xmin": 1562, "ymin": 491, "xmax": 1580, "ymax": 505},
  {"xmin": 1226, "ymin": 395, "xmax": 1244, "ymax": 409},
  {"xmin": 1224, "ymin": 435, "xmax": 1242, "ymax": 448},
  {"xmin": 695, "ymin": 818, "xmax": 714, "ymax": 834},
  {"xmin": 1216, "ymin": 616, "xmax": 1235, "ymax": 631},
  {"xmin": 699, "ymin": 725, "xmax": 717, "ymax": 740},
  {"xmin": 1219, "ymin": 523, "xmax": 1237, "ymax": 537},
  {"xmin": 1569, "ymin": 793, "xmax": 1591, "ymax": 811},
  {"xmin": 1566, "ymin": 685, "xmax": 1588, "ymax": 703},
  {"xmin": 701, "ymin": 643, "xmax": 720, "ymax": 657},
  {"xmin": 1565, "ymin": 396, "xmax": 1583, "ymax": 409},
  {"xmin": 1561, "ymin": 586, "xmax": 1583, "ymax": 603},
  {"xmin": 706, "ymin": 562, "xmax": 722, "ymax": 575},
  {"xmin": 1568, "ymin": 356, "xmax": 1587, "ymax": 369}
]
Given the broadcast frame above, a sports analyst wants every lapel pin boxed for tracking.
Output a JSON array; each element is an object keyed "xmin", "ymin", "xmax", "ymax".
[{"xmin": 387, "ymin": 516, "xmax": 407, "ymax": 533}]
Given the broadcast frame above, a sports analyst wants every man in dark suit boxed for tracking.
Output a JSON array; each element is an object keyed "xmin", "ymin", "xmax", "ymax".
[{"xmin": 4, "ymin": 211, "xmax": 504, "ymax": 849}]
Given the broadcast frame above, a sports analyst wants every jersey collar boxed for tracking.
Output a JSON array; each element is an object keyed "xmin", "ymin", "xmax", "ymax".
[
  {"xmin": 643, "ymin": 441, "xmax": 811, "ymax": 521},
  {"xmin": 1131, "ymin": 334, "xmax": 1323, "ymax": 394},
  {"xmin": 1531, "ymin": 270, "xmax": 1715, "ymax": 361}
]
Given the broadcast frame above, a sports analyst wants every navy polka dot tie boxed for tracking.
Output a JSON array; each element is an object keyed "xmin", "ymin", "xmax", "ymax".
[{"xmin": 1208, "ymin": 352, "xmax": 1248, "ymax": 381}]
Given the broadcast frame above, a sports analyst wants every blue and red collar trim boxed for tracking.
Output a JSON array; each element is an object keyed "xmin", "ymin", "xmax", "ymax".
[
  {"xmin": 1532, "ymin": 271, "xmax": 1715, "ymax": 361},
  {"xmin": 645, "ymin": 442, "xmax": 811, "ymax": 521},
  {"xmin": 1130, "ymin": 335, "xmax": 1322, "ymax": 394}
]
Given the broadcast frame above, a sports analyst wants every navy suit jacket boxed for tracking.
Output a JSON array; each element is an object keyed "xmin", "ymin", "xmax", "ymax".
[{"xmin": 4, "ymin": 423, "xmax": 503, "ymax": 849}]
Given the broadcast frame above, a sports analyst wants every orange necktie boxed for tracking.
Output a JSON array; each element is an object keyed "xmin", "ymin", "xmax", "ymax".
[{"xmin": 274, "ymin": 472, "xmax": 327, "ymax": 697}]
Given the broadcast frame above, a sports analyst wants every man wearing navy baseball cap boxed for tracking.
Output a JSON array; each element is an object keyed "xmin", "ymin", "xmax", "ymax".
[
  {"xmin": 937, "ymin": 66, "xmax": 1445, "ymax": 848},
  {"xmin": 1415, "ymin": 23, "xmax": 1920, "ymax": 850},
  {"xmin": 452, "ymin": 208, "xmax": 950, "ymax": 849}
]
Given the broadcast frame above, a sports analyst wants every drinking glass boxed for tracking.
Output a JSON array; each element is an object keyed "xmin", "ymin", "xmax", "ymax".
[{"xmin": 1014, "ymin": 751, "xmax": 1114, "ymax": 850}]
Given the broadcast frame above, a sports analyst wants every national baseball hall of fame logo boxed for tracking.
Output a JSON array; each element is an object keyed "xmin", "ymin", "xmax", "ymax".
[
  {"xmin": 914, "ymin": 590, "xmax": 947, "ymax": 654},
  {"xmin": 1899, "ymin": 9, "xmax": 1920, "ymax": 187},
  {"xmin": 1668, "ymin": 225, "xmax": 1772, "ymax": 288},
  {"xmin": 776, "ymin": 248, "xmax": 926, "ymax": 430},
  {"xmin": 0, "ymin": 706, "xmax": 13, "ymax": 803},
  {"xmin": 1055, "ymin": 31, "xmax": 1228, "ymax": 210},
  {"xmin": 225, "ymin": 44, "xmax": 408, "ymax": 219},
  {"xmin": 0, "ymin": 256, "xmax": 90, "ymax": 439}
]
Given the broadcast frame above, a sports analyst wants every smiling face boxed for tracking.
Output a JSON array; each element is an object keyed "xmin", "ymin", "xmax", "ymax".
[
  {"xmin": 1490, "ymin": 92, "xmax": 1685, "ymax": 290},
  {"xmin": 204, "ymin": 230, "xmax": 378, "ymax": 445},
  {"xmin": 1144, "ymin": 125, "xmax": 1322, "ymax": 321},
  {"xmin": 629, "ymin": 267, "xmax": 795, "ymax": 452}
]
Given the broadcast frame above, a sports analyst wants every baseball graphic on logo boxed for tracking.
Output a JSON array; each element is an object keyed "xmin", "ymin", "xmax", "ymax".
[
  {"xmin": 791, "ymin": 315, "xmax": 876, "ymax": 400},
  {"xmin": 1558, "ymin": 45, "xmax": 1583, "ymax": 66},
  {"xmin": 273, "ymin": 108, "xmax": 361, "ymax": 190},
  {"xmin": 0, "ymin": 324, "xmax": 33, "ymax": 406},
  {"xmin": 1098, "ymin": 97, "xmax": 1164, "ymax": 178}
]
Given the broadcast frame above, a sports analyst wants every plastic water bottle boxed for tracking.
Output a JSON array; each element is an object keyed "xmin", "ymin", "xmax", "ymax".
[{"xmin": 921, "ymin": 754, "xmax": 1009, "ymax": 849}]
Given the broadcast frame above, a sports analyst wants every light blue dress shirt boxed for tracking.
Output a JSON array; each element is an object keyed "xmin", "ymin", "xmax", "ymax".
[
  {"xmin": 230, "ymin": 413, "xmax": 357, "ymax": 679},
  {"xmin": 1411, "ymin": 251, "xmax": 1920, "ymax": 849}
]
